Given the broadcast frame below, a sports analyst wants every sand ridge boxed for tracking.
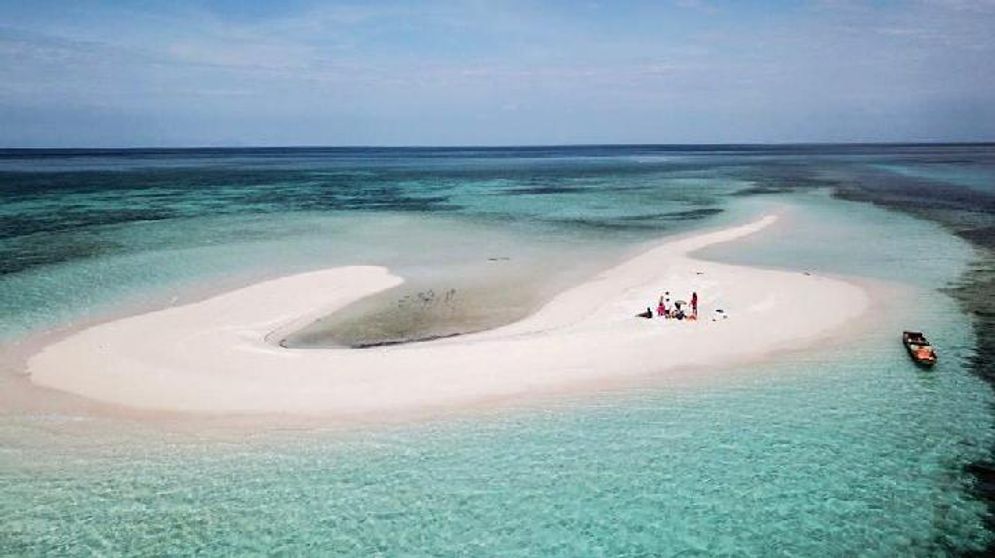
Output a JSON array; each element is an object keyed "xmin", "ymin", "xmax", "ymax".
[{"xmin": 27, "ymin": 214, "xmax": 869, "ymax": 416}]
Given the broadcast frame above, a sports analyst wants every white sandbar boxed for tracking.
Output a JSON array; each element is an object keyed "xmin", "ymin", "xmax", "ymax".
[{"xmin": 27, "ymin": 215, "xmax": 869, "ymax": 416}]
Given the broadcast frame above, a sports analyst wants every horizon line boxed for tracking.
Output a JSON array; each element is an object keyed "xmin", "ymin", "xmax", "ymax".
[{"xmin": 1, "ymin": 140, "xmax": 994, "ymax": 152}]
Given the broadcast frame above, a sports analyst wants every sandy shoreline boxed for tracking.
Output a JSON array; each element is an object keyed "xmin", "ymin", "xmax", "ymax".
[{"xmin": 26, "ymin": 214, "xmax": 870, "ymax": 416}]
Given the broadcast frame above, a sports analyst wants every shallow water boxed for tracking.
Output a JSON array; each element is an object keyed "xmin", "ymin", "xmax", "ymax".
[
  {"xmin": 0, "ymin": 150, "xmax": 741, "ymax": 342},
  {"xmin": 1, "ymin": 146, "xmax": 994, "ymax": 555}
]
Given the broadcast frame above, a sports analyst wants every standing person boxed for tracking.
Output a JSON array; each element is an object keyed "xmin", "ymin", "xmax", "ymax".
[
  {"xmin": 657, "ymin": 296, "xmax": 667, "ymax": 318},
  {"xmin": 691, "ymin": 291, "xmax": 698, "ymax": 319}
]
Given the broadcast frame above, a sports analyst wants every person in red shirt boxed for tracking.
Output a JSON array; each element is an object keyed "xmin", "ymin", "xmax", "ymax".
[{"xmin": 691, "ymin": 291, "xmax": 698, "ymax": 319}]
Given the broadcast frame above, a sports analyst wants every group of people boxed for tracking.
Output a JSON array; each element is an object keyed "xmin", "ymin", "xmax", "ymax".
[{"xmin": 636, "ymin": 291, "xmax": 698, "ymax": 321}]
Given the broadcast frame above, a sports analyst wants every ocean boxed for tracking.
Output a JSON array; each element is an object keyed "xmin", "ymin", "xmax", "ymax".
[{"xmin": 2, "ymin": 145, "xmax": 995, "ymax": 555}]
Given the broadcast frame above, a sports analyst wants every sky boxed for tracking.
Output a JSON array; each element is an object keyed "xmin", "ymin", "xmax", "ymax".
[{"xmin": 0, "ymin": 0, "xmax": 993, "ymax": 147}]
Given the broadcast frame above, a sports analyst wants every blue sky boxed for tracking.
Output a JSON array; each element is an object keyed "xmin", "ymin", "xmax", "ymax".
[{"xmin": 1, "ymin": 0, "xmax": 993, "ymax": 146}]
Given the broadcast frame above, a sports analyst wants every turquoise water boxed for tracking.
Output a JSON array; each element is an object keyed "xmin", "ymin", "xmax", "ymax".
[
  {"xmin": 1, "ymin": 146, "xmax": 994, "ymax": 555},
  {"xmin": 701, "ymin": 190, "xmax": 975, "ymax": 288},
  {"xmin": 3, "ymin": 348, "xmax": 990, "ymax": 555},
  {"xmin": 0, "ymin": 151, "xmax": 744, "ymax": 342},
  {"xmin": 0, "ymin": 211, "xmax": 630, "ymax": 342}
]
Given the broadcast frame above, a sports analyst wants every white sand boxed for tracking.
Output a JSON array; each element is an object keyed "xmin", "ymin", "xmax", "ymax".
[{"xmin": 27, "ymin": 214, "xmax": 869, "ymax": 416}]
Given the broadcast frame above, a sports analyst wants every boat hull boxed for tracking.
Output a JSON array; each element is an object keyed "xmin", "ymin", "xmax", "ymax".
[{"xmin": 902, "ymin": 331, "xmax": 937, "ymax": 367}]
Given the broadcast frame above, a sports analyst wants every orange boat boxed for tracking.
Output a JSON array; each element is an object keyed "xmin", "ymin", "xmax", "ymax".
[{"xmin": 902, "ymin": 331, "xmax": 937, "ymax": 367}]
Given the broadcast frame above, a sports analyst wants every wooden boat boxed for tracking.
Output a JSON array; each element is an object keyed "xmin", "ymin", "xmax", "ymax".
[{"xmin": 902, "ymin": 331, "xmax": 937, "ymax": 367}]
